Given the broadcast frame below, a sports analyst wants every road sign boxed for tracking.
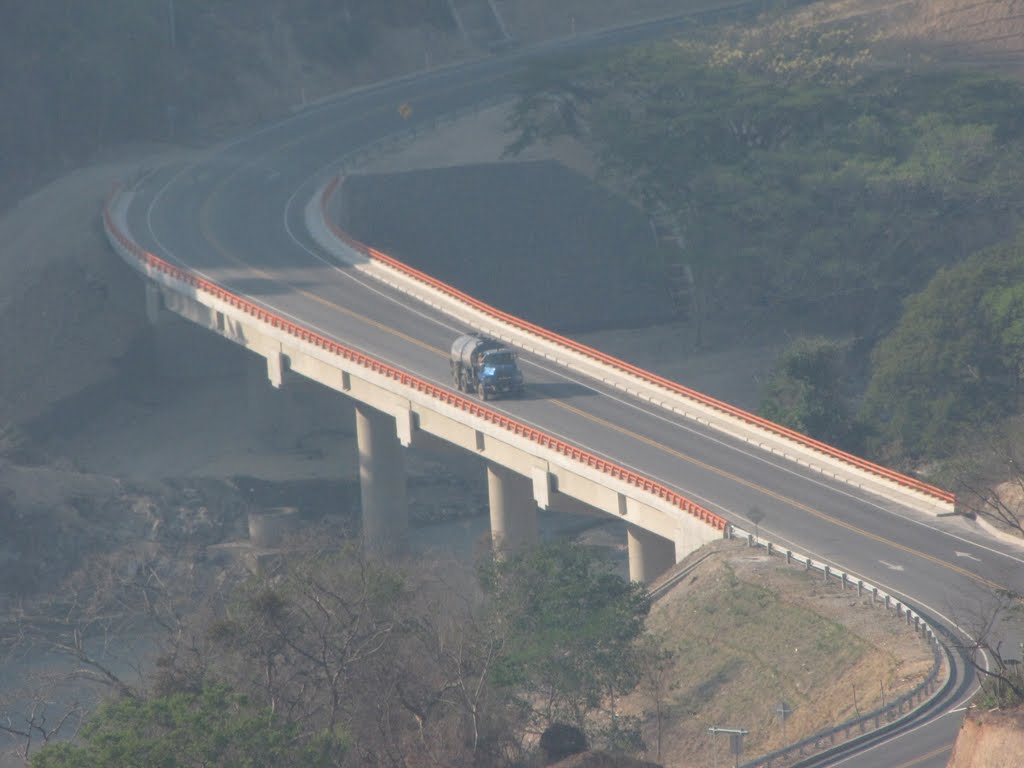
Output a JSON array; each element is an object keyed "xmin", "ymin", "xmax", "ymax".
[
  {"xmin": 777, "ymin": 700, "xmax": 792, "ymax": 741},
  {"xmin": 709, "ymin": 727, "xmax": 748, "ymax": 767}
]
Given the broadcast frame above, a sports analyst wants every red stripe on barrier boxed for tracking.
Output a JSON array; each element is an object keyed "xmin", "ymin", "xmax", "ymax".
[
  {"xmin": 321, "ymin": 176, "xmax": 954, "ymax": 506},
  {"xmin": 104, "ymin": 189, "xmax": 727, "ymax": 532}
]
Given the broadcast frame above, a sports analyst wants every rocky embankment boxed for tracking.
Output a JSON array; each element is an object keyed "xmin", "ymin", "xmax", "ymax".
[{"xmin": 948, "ymin": 707, "xmax": 1024, "ymax": 768}]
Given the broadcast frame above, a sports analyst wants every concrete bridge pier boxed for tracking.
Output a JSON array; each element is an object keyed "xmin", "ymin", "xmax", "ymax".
[
  {"xmin": 356, "ymin": 403, "xmax": 409, "ymax": 557},
  {"xmin": 487, "ymin": 463, "xmax": 538, "ymax": 556},
  {"xmin": 627, "ymin": 525, "xmax": 676, "ymax": 583},
  {"xmin": 145, "ymin": 282, "xmax": 163, "ymax": 325}
]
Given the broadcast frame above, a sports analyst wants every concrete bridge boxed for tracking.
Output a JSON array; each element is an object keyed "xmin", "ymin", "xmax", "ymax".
[
  {"xmin": 97, "ymin": 12, "xmax": 1024, "ymax": 763},
  {"xmin": 102, "ymin": 157, "xmax": 952, "ymax": 583},
  {"xmin": 106, "ymin": 184, "xmax": 728, "ymax": 581}
]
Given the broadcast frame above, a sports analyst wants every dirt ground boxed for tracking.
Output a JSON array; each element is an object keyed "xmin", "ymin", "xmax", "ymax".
[
  {"xmin": 615, "ymin": 542, "xmax": 937, "ymax": 766},
  {"xmin": 947, "ymin": 706, "xmax": 1024, "ymax": 768}
]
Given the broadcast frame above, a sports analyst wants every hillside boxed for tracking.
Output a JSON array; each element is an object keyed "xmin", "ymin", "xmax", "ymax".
[{"xmin": 4, "ymin": 1, "xmax": 1024, "ymax": 766}]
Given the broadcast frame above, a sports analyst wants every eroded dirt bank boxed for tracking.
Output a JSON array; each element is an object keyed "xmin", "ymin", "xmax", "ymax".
[{"xmin": 948, "ymin": 707, "xmax": 1024, "ymax": 768}]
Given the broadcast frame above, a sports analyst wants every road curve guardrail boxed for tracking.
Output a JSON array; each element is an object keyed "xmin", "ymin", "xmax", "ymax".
[
  {"xmin": 102, "ymin": 186, "xmax": 727, "ymax": 536},
  {"xmin": 313, "ymin": 176, "xmax": 955, "ymax": 516},
  {"xmin": 724, "ymin": 528, "xmax": 951, "ymax": 768}
]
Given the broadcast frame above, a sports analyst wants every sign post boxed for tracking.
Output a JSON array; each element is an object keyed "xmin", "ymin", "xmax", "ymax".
[
  {"xmin": 708, "ymin": 726, "xmax": 749, "ymax": 768},
  {"xmin": 776, "ymin": 701, "xmax": 792, "ymax": 742}
]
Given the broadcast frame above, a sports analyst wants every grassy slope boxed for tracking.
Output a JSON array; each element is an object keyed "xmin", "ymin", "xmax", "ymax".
[{"xmin": 626, "ymin": 543, "xmax": 935, "ymax": 766}]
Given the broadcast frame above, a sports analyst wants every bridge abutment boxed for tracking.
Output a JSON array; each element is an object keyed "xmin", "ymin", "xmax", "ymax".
[
  {"xmin": 356, "ymin": 402, "xmax": 409, "ymax": 557},
  {"xmin": 487, "ymin": 463, "xmax": 538, "ymax": 556},
  {"xmin": 627, "ymin": 524, "xmax": 675, "ymax": 583}
]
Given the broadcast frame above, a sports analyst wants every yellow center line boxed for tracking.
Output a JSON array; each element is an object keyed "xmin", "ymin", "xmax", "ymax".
[
  {"xmin": 190, "ymin": 89, "xmax": 1004, "ymax": 596},
  {"xmin": 556, "ymin": 401, "xmax": 1005, "ymax": 592},
  {"xmin": 892, "ymin": 742, "xmax": 953, "ymax": 768}
]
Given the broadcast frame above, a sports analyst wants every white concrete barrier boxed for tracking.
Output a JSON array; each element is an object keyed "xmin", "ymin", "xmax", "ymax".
[{"xmin": 307, "ymin": 178, "xmax": 955, "ymax": 518}]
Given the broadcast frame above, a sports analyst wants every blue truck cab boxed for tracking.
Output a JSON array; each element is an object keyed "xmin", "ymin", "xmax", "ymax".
[{"xmin": 450, "ymin": 333, "xmax": 525, "ymax": 401}]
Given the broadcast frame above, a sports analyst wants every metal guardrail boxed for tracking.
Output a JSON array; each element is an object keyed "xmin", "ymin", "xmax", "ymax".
[
  {"xmin": 642, "ymin": 536, "xmax": 948, "ymax": 767},
  {"xmin": 647, "ymin": 552, "xmax": 716, "ymax": 602},
  {"xmin": 103, "ymin": 7, "xmax": 956, "ymax": 763},
  {"xmin": 721, "ymin": 529, "xmax": 950, "ymax": 768}
]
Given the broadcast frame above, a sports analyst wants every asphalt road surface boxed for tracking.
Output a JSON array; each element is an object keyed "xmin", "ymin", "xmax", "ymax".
[{"xmin": 123, "ymin": 10, "xmax": 1024, "ymax": 767}]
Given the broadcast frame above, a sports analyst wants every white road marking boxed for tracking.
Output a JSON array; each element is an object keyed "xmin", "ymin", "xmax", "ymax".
[
  {"xmin": 954, "ymin": 551, "xmax": 981, "ymax": 562},
  {"xmin": 879, "ymin": 560, "xmax": 905, "ymax": 571}
]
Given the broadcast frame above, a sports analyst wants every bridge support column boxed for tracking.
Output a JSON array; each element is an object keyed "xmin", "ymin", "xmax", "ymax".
[
  {"xmin": 487, "ymin": 463, "xmax": 538, "ymax": 556},
  {"xmin": 356, "ymin": 403, "xmax": 408, "ymax": 557},
  {"xmin": 145, "ymin": 282, "xmax": 163, "ymax": 325},
  {"xmin": 627, "ymin": 525, "xmax": 675, "ymax": 583}
]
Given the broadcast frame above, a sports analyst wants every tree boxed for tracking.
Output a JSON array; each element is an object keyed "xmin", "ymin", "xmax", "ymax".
[
  {"xmin": 28, "ymin": 683, "xmax": 343, "ymax": 768},
  {"xmin": 945, "ymin": 419, "xmax": 1024, "ymax": 539},
  {"xmin": 163, "ymin": 549, "xmax": 411, "ymax": 752},
  {"xmin": 505, "ymin": 34, "xmax": 1024, "ymax": 355},
  {"xmin": 864, "ymin": 233, "xmax": 1024, "ymax": 460},
  {"xmin": 636, "ymin": 637, "xmax": 677, "ymax": 763},
  {"xmin": 948, "ymin": 589, "xmax": 1024, "ymax": 710},
  {"xmin": 478, "ymin": 541, "xmax": 651, "ymax": 738},
  {"xmin": 154, "ymin": 546, "xmax": 531, "ymax": 768},
  {"xmin": 760, "ymin": 336, "xmax": 857, "ymax": 449}
]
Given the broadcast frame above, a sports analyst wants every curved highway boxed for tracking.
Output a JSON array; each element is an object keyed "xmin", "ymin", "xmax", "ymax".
[{"xmin": 120, "ymin": 14, "xmax": 1024, "ymax": 768}]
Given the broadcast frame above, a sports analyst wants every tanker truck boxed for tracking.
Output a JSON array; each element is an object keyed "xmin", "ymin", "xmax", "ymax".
[{"xmin": 450, "ymin": 333, "xmax": 525, "ymax": 400}]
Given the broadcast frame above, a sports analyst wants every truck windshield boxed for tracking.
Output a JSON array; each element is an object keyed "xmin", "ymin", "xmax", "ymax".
[{"xmin": 485, "ymin": 351, "xmax": 515, "ymax": 366}]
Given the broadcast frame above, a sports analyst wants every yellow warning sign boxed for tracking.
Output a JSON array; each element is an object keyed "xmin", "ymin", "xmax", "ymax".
[{"xmin": 398, "ymin": 103, "xmax": 413, "ymax": 120}]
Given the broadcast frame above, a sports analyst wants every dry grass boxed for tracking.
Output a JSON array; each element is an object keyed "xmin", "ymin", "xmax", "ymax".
[
  {"xmin": 772, "ymin": 0, "xmax": 1024, "ymax": 74},
  {"xmin": 621, "ymin": 542, "xmax": 938, "ymax": 767}
]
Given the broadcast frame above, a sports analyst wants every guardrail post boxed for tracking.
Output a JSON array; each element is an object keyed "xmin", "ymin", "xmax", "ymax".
[
  {"xmin": 841, "ymin": 572, "xmax": 848, "ymax": 590},
  {"xmin": 857, "ymin": 580, "xmax": 864, "ymax": 596},
  {"xmin": 884, "ymin": 595, "xmax": 891, "ymax": 610},
  {"xmin": 805, "ymin": 556, "xmax": 811, "ymax": 572},
  {"xmin": 823, "ymin": 565, "xmax": 830, "ymax": 582},
  {"xmin": 766, "ymin": 542, "xmax": 773, "ymax": 556},
  {"xmin": 786, "ymin": 550, "xmax": 792, "ymax": 564}
]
